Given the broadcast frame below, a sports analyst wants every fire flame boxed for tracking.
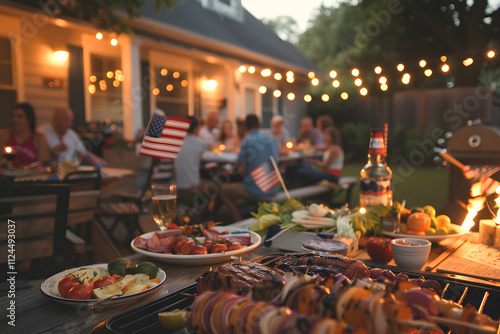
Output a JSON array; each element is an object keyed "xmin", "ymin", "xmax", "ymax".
[
  {"xmin": 460, "ymin": 183, "xmax": 485, "ymax": 233},
  {"xmin": 494, "ymin": 186, "xmax": 500, "ymax": 225}
]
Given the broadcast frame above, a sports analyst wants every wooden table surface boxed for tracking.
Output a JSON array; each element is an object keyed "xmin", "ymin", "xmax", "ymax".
[{"xmin": 3, "ymin": 222, "xmax": 499, "ymax": 334}]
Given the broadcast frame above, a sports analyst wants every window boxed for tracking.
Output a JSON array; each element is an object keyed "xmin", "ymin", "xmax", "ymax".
[
  {"xmin": 244, "ymin": 88, "xmax": 256, "ymax": 115},
  {"xmin": 261, "ymin": 90, "xmax": 274, "ymax": 128},
  {"xmin": 88, "ymin": 54, "xmax": 122, "ymax": 122},
  {"xmin": 0, "ymin": 37, "xmax": 17, "ymax": 128},
  {"xmin": 153, "ymin": 66, "xmax": 189, "ymax": 117}
]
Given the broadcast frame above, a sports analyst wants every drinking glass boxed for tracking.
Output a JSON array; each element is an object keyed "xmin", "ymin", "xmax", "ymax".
[{"xmin": 151, "ymin": 184, "xmax": 177, "ymax": 231}]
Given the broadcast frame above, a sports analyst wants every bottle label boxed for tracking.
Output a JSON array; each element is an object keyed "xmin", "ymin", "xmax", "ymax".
[
  {"xmin": 359, "ymin": 179, "xmax": 393, "ymax": 206},
  {"xmin": 369, "ymin": 136, "xmax": 386, "ymax": 156}
]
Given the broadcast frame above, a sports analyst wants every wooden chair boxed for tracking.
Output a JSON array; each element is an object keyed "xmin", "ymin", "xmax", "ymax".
[
  {"xmin": 62, "ymin": 170, "xmax": 103, "ymax": 264},
  {"xmin": 0, "ymin": 184, "xmax": 71, "ymax": 276}
]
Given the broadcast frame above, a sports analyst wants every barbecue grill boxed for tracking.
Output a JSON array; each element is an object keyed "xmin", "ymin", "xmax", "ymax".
[{"xmin": 442, "ymin": 122, "xmax": 500, "ymax": 228}]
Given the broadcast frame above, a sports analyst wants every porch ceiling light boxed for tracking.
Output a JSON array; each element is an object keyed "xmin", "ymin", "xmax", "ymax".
[{"xmin": 204, "ymin": 79, "xmax": 217, "ymax": 91}]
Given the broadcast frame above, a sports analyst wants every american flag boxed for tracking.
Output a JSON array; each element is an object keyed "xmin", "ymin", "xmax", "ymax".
[
  {"xmin": 250, "ymin": 159, "xmax": 280, "ymax": 193},
  {"xmin": 139, "ymin": 114, "xmax": 191, "ymax": 160}
]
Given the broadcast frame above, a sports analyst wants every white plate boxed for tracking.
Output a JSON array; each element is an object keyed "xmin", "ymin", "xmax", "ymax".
[
  {"xmin": 131, "ymin": 226, "xmax": 262, "ymax": 265},
  {"xmin": 40, "ymin": 263, "xmax": 166, "ymax": 306},
  {"xmin": 383, "ymin": 230, "xmax": 468, "ymax": 243}
]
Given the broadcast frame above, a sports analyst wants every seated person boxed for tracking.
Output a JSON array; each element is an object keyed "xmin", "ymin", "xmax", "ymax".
[
  {"xmin": 39, "ymin": 106, "xmax": 106, "ymax": 167},
  {"xmin": 198, "ymin": 111, "xmax": 220, "ymax": 150},
  {"xmin": 315, "ymin": 115, "xmax": 334, "ymax": 150},
  {"xmin": 218, "ymin": 120, "xmax": 240, "ymax": 153},
  {"xmin": 263, "ymin": 115, "xmax": 290, "ymax": 149},
  {"xmin": 175, "ymin": 117, "xmax": 220, "ymax": 208},
  {"xmin": 0, "ymin": 102, "xmax": 49, "ymax": 169},
  {"xmin": 296, "ymin": 117, "xmax": 324, "ymax": 149},
  {"xmin": 294, "ymin": 126, "xmax": 344, "ymax": 185},
  {"xmin": 220, "ymin": 114, "xmax": 279, "ymax": 221}
]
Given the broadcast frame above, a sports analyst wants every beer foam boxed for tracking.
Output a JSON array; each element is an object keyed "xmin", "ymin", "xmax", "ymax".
[{"xmin": 152, "ymin": 195, "xmax": 177, "ymax": 200}]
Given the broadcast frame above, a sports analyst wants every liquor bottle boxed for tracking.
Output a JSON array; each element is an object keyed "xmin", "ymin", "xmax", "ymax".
[{"xmin": 360, "ymin": 129, "xmax": 393, "ymax": 207}]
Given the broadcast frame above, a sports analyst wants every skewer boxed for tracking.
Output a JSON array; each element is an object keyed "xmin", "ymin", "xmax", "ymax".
[
  {"xmin": 430, "ymin": 316, "xmax": 497, "ymax": 334},
  {"xmin": 457, "ymin": 287, "xmax": 468, "ymax": 305},
  {"xmin": 305, "ymin": 263, "xmax": 311, "ymax": 276},
  {"xmin": 478, "ymin": 291, "xmax": 489, "ymax": 315},
  {"xmin": 179, "ymin": 292, "xmax": 196, "ymax": 299},
  {"xmin": 440, "ymin": 283, "xmax": 450, "ymax": 299}
]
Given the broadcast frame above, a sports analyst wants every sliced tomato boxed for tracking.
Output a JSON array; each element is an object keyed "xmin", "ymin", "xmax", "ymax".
[
  {"xmin": 93, "ymin": 276, "xmax": 117, "ymax": 289},
  {"xmin": 67, "ymin": 283, "xmax": 94, "ymax": 300},
  {"xmin": 58, "ymin": 276, "xmax": 79, "ymax": 298}
]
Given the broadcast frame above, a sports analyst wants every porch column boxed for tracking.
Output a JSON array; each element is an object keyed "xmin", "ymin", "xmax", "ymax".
[{"xmin": 119, "ymin": 35, "xmax": 143, "ymax": 141}]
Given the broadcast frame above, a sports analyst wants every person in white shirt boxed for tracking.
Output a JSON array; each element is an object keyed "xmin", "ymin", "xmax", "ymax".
[
  {"xmin": 39, "ymin": 106, "xmax": 106, "ymax": 166},
  {"xmin": 264, "ymin": 115, "xmax": 290, "ymax": 148},
  {"xmin": 198, "ymin": 111, "xmax": 220, "ymax": 149}
]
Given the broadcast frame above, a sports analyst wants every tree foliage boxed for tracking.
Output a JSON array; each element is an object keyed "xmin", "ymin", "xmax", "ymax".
[
  {"xmin": 299, "ymin": 0, "xmax": 500, "ymax": 90},
  {"xmin": 263, "ymin": 16, "xmax": 300, "ymax": 45},
  {"xmin": 35, "ymin": 0, "xmax": 181, "ymax": 34}
]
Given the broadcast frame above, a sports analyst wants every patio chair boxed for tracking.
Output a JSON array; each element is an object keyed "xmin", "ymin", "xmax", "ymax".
[
  {"xmin": 0, "ymin": 184, "xmax": 71, "ymax": 276},
  {"xmin": 94, "ymin": 159, "xmax": 159, "ymax": 247}
]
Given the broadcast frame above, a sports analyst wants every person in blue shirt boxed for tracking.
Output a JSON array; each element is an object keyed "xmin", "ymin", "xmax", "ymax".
[{"xmin": 220, "ymin": 114, "xmax": 279, "ymax": 221}]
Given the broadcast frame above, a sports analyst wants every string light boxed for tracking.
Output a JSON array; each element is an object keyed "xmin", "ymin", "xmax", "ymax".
[
  {"xmin": 360, "ymin": 88, "xmax": 368, "ymax": 96},
  {"xmin": 286, "ymin": 71, "xmax": 294, "ymax": 77},
  {"xmin": 308, "ymin": 71, "xmax": 315, "ymax": 79},
  {"xmin": 419, "ymin": 60, "xmax": 427, "ymax": 68},
  {"xmin": 274, "ymin": 73, "xmax": 282, "ymax": 80},
  {"xmin": 89, "ymin": 75, "xmax": 96, "ymax": 83},
  {"xmin": 248, "ymin": 66, "xmax": 255, "ymax": 74},
  {"xmin": 354, "ymin": 78, "xmax": 362, "ymax": 86},
  {"xmin": 379, "ymin": 76, "xmax": 387, "ymax": 84},
  {"xmin": 463, "ymin": 58, "xmax": 474, "ymax": 66},
  {"xmin": 311, "ymin": 78, "xmax": 319, "ymax": 86},
  {"xmin": 261, "ymin": 69, "xmax": 272, "ymax": 77},
  {"xmin": 341, "ymin": 92, "xmax": 348, "ymax": 100},
  {"xmin": 88, "ymin": 84, "xmax": 96, "ymax": 94},
  {"xmin": 238, "ymin": 65, "xmax": 247, "ymax": 73},
  {"xmin": 106, "ymin": 71, "xmax": 114, "ymax": 79},
  {"xmin": 397, "ymin": 64, "xmax": 405, "ymax": 71},
  {"xmin": 329, "ymin": 70, "xmax": 337, "ymax": 79},
  {"xmin": 424, "ymin": 69, "xmax": 433, "ymax": 77},
  {"xmin": 152, "ymin": 88, "xmax": 160, "ymax": 95},
  {"xmin": 304, "ymin": 94, "xmax": 312, "ymax": 102},
  {"xmin": 161, "ymin": 68, "xmax": 168, "ymax": 76},
  {"xmin": 374, "ymin": 66, "xmax": 382, "ymax": 74},
  {"xmin": 287, "ymin": 92, "xmax": 295, "ymax": 100},
  {"xmin": 173, "ymin": 71, "xmax": 180, "ymax": 79},
  {"xmin": 166, "ymin": 84, "xmax": 174, "ymax": 91},
  {"xmin": 402, "ymin": 73, "xmax": 411, "ymax": 84},
  {"xmin": 380, "ymin": 84, "xmax": 388, "ymax": 91},
  {"xmin": 321, "ymin": 94, "xmax": 329, "ymax": 102},
  {"xmin": 259, "ymin": 86, "xmax": 267, "ymax": 94},
  {"xmin": 95, "ymin": 32, "xmax": 103, "ymax": 40},
  {"xmin": 332, "ymin": 80, "xmax": 340, "ymax": 88},
  {"xmin": 181, "ymin": 80, "xmax": 188, "ymax": 87},
  {"xmin": 286, "ymin": 76, "xmax": 294, "ymax": 83},
  {"xmin": 440, "ymin": 56, "xmax": 447, "ymax": 62},
  {"xmin": 351, "ymin": 68, "xmax": 359, "ymax": 76},
  {"xmin": 110, "ymin": 38, "xmax": 118, "ymax": 46},
  {"xmin": 273, "ymin": 89, "xmax": 281, "ymax": 98},
  {"xmin": 487, "ymin": 50, "xmax": 495, "ymax": 58},
  {"xmin": 441, "ymin": 64, "xmax": 450, "ymax": 72},
  {"xmin": 112, "ymin": 80, "xmax": 120, "ymax": 87}
]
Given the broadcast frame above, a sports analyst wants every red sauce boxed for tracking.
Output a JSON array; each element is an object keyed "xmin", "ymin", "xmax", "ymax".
[{"xmin": 394, "ymin": 241, "xmax": 419, "ymax": 246}]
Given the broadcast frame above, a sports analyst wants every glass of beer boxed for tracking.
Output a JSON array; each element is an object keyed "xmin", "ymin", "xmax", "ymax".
[{"xmin": 151, "ymin": 184, "xmax": 177, "ymax": 230}]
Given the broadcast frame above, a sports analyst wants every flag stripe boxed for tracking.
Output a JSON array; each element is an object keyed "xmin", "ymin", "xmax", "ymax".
[
  {"xmin": 143, "ymin": 136, "xmax": 184, "ymax": 147},
  {"xmin": 139, "ymin": 147, "xmax": 180, "ymax": 160},
  {"xmin": 250, "ymin": 162, "xmax": 280, "ymax": 193}
]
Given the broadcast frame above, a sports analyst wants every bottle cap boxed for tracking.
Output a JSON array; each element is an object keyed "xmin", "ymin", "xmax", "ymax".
[{"xmin": 369, "ymin": 129, "xmax": 386, "ymax": 156}]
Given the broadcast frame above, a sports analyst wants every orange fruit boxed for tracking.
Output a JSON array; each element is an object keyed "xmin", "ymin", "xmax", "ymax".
[{"xmin": 407, "ymin": 212, "xmax": 431, "ymax": 233}]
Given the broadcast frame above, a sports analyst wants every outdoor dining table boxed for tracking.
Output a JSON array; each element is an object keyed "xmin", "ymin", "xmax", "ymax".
[
  {"xmin": 201, "ymin": 150, "xmax": 322, "ymax": 165},
  {"xmin": 3, "ymin": 219, "xmax": 498, "ymax": 334}
]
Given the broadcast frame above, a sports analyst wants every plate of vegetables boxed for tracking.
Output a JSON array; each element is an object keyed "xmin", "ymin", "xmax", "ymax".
[
  {"xmin": 40, "ymin": 258, "xmax": 166, "ymax": 306},
  {"xmin": 131, "ymin": 226, "xmax": 261, "ymax": 265}
]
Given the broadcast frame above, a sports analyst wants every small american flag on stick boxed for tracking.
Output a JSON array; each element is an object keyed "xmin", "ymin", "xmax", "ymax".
[
  {"xmin": 139, "ymin": 113, "xmax": 191, "ymax": 160},
  {"xmin": 250, "ymin": 159, "xmax": 280, "ymax": 193}
]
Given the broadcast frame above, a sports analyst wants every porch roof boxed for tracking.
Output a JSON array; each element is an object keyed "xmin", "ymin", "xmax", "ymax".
[{"xmin": 136, "ymin": 1, "xmax": 321, "ymax": 75}]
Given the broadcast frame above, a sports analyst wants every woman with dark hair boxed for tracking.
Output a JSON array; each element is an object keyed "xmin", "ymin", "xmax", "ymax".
[
  {"xmin": 295, "ymin": 126, "xmax": 344, "ymax": 185},
  {"xmin": 218, "ymin": 120, "xmax": 240, "ymax": 152},
  {"xmin": 0, "ymin": 102, "xmax": 50, "ymax": 168}
]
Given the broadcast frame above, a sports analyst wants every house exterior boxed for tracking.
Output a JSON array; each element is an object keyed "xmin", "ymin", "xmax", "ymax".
[{"xmin": 0, "ymin": 0, "xmax": 321, "ymax": 141}]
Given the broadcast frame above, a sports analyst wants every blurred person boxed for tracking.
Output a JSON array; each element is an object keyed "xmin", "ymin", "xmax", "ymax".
[
  {"xmin": 220, "ymin": 114, "xmax": 279, "ymax": 221},
  {"xmin": 264, "ymin": 115, "xmax": 290, "ymax": 148},
  {"xmin": 315, "ymin": 114, "xmax": 335, "ymax": 150},
  {"xmin": 218, "ymin": 120, "xmax": 240, "ymax": 152},
  {"xmin": 0, "ymin": 102, "xmax": 50, "ymax": 168},
  {"xmin": 198, "ymin": 111, "xmax": 220, "ymax": 149},
  {"xmin": 39, "ymin": 106, "xmax": 106, "ymax": 166},
  {"xmin": 296, "ymin": 117, "xmax": 324, "ymax": 148},
  {"xmin": 175, "ymin": 116, "xmax": 210, "ymax": 193},
  {"xmin": 295, "ymin": 126, "xmax": 344, "ymax": 185},
  {"xmin": 236, "ymin": 118, "xmax": 246, "ymax": 141}
]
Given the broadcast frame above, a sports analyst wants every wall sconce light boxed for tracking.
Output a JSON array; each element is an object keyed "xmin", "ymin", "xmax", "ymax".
[
  {"xmin": 53, "ymin": 50, "xmax": 69, "ymax": 63},
  {"xmin": 204, "ymin": 79, "xmax": 218, "ymax": 91}
]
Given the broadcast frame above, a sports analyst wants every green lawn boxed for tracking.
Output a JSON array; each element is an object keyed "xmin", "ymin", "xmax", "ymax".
[{"xmin": 342, "ymin": 163, "xmax": 447, "ymax": 213}]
